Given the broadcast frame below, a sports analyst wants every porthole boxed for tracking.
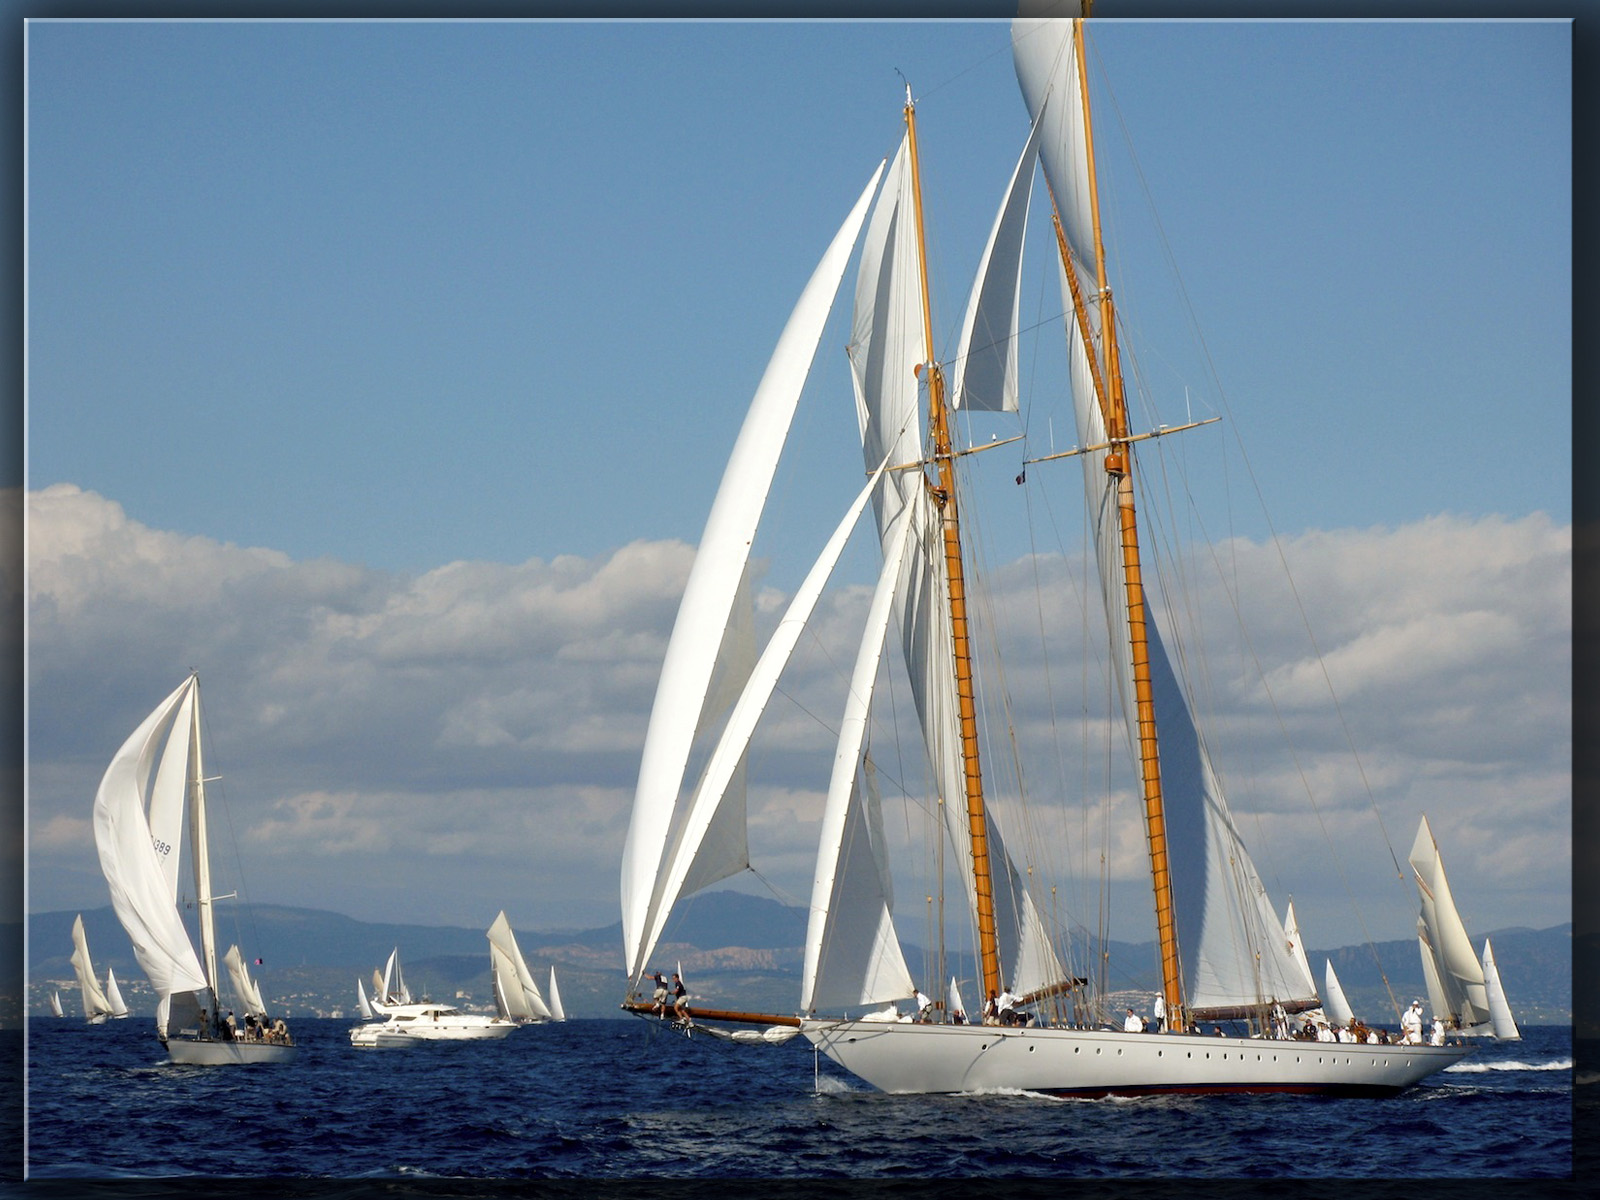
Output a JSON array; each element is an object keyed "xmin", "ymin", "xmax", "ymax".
[
  {"xmin": 1074, "ymin": 1046, "xmax": 1080, "ymax": 1054},
  {"xmin": 1116, "ymin": 1048, "xmax": 1123, "ymax": 1056},
  {"xmin": 1028, "ymin": 1045, "xmax": 1035, "ymax": 1053}
]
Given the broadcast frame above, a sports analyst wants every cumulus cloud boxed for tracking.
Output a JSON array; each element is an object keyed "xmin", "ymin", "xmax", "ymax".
[{"xmin": 23, "ymin": 484, "xmax": 1570, "ymax": 944}]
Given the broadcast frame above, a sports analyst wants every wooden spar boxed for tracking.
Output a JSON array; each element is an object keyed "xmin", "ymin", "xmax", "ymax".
[
  {"xmin": 620, "ymin": 999, "xmax": 802, "ymax": 1028},
  {"xmin": 1069, "ymin": 17, "xmax": 1186, "ymax": 1031},
  {"xmin": 903, "ymin": 92, "xmax": 1003, "ymax": 1007},
  {"xmin": 1023, "ymin": 418, "xmax": 1220, "ymax": 467}
]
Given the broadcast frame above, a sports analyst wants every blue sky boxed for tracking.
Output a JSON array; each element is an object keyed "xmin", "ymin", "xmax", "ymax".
[{"xmin": 21, "ymin": 19, "xmax": 1571, "ymax": 961}]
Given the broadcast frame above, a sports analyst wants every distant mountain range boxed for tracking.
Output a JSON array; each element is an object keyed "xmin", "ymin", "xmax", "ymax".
[{"xmin": 9, "ymin": 891, "xmax": 1574, "ymax": 1028}]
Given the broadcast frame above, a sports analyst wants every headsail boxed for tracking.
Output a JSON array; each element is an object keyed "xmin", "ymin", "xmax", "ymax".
[
  {"xmin": 1323, "ymin": 961, "xmax": 1355, "ymax": 1028},
  {"xmin": 105, "ymin": 968, "xmax": 130, "ymax": 1018},
  {"xmin": 1409, "ymin": 816, "xmax": 1490, "ymax": 1030},
  {"xmin": 223, "ymin": 945, "xmax": 268, "ymax": 1018},
  {"xmin": 621, "ymin": 160, "xmax": 887, "ymax": 983}
]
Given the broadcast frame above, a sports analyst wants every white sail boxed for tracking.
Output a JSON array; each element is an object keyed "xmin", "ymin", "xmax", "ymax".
[
  {"xmin": 548, "ymin": 967, "xmax": 566, "ymax": 1022},
  {"xmin": 69, "ymin": 914, "xmax": 114, "ymax": 1021},
  {"xmin": 636, "ymin": 458, "xmax": 891, "ymax": 982},
  {"xmin": 950, "ymin": 103, "xmax": 1044, "ymax": 412},
  {"xmin": 357, "ymin": 977, "xmax": 375, "ymax": 1020},
  {"xmin": 1482, "ymin": 938, "xmax": 1520, "ymax": 1041},
  {"xmin": 146, "ymin": 683, "xmax": 195, "ymax": 901},
  {"xmin": 948, "ymin": 976, "xmax": 967, "ymax": 1023},
  {"xmin": 1409, "ymin": 816, "xmax": 1490, "ymax": 1030},
  {"xmin": 1417, "ymin": 919, "xmax": 1450, "ymax": 1024},
  {"xmin": 849, "ymin": 128, "xmax": 1067, "ymax": 1001},
  {"xmin": 1281, "ymin": 902, "xmax": 1320, "ymax": 1000},
  {"xmin": 104, "ymin": 968, "xmax": 130, "ymax": 1018},
  {"xmin": 223, "ymin": 945, "xmax": 268, "ymax": 1018},
  {"xmin": 91, "ymin": 677, "xmax": 210, "ymax": 1003},
  {"xmin": 1323, "ymin": 961, "xmax": 1355, "ymax": 1028},
  {"xmin": 1015, "ymin": 18, "xmax": 1311, "ymax": 1018},
  {"xmin": 50, "ymin": 991, "xmax": 64, "ymax": 1018},
  {"xmin": 487, "ymin": 911, "xmax": 552, "ymax": 1021},
  {"xmin": 803, "ymin": 510, "xmax": 917, "ymax": 1013},
  {"xmin": 621, "ymin": 160, "xmax": 888, "ymax": 982}
]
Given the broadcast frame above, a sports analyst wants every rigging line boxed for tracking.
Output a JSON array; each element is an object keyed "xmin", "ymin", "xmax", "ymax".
[{"xmin": 1090, "ymin": 7, "xmax": 1403, "ymax": 881}]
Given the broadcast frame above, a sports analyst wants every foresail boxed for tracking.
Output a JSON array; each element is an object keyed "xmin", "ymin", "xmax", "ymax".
[
  {"xmin": 357, "ymin": 977, "xmax": 375, "ymax": 1020},
  {"xmin": 951, "ymin": 102, "xmax": 1044, "ymax": 413},
  {"xmin": 636, "ymin": 459, "xmax": 891, "ymax": 980},
  {"xmin": 146, "ymin": 682, "xmax": 195, "ymax": 901},
  {"xmin": 91, "ymin": 677, "xmax": 209, "ymax": 1000},
  {"xmin": 803, "ymin": 510, "xmax": 917, "ymax": 1013},
  {"xmin": 621, "ymin": 159, "xmax": 887, "ymax": 982}
]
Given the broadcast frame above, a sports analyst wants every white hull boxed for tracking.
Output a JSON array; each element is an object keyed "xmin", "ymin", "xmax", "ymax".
[
  {"xmin": 165, "ymin": 1037, "xmax": 297, "ymax": 1065},
  {"xmin": 349, "ymin": 1018, "xmax": 517, "ymax": 1048},
  {"xmin": 803, "ymin": 1020, "xmax": 1472, "ymax": 1097}
]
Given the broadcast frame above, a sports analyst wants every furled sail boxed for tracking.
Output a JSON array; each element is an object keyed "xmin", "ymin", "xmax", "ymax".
[
  {"xmin": 1015, "ymin": 17, "xmax": 1311, "ymax": 1018},
  {"xmin": 487, "ymin": 911, "xmax": 552, "ymax": 1021},
  {"xmin": 91, "ymin": 677, "xmax": 209, "ymax": 1002},
  {"xmin": 1409, "ymin": 816, "xmax": 1490, "ymax": 1030},
  {"xmin": 621, "ymin": 160, "xmax": 887, "ymax": 983},
  {"xmin": 848, "ymin": 129, "xmax": 1066, "ymax": 1000},
  {"xmin": 951, "ymin": 101, "xmax": 1045, "ymax": 413},
  {"xmin": 70, "ymin": 914, "xmax": 114, "ymax": 1020}
]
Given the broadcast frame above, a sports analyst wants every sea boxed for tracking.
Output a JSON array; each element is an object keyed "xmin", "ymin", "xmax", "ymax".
[{"xmin": 5, "ymin": 1017, "xmax": 1586, "ymax": 1192}]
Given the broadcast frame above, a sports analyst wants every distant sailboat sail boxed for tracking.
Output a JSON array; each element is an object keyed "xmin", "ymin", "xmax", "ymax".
[
  {"xmin": 69, "ymin": 914, "xmax": 114, "ymax": 1023},
  {"xmin": 104, "ymin": 967, "xmax": 130, "ymax": 1019},
  {"xmin": 1410, "ymin": 816, "xmax": 1506, "ymax": 1035},
  {"xmin": 548, "ymin": 967, "xmax": 566, "ymax": 1023},
  {"xmin": 487, "ymin": 911, "xmax": 552, "ymax": 1022},
  {"xmin": 1482, "ymin": 938, "xmax": 1521, "ymax": 1041}
]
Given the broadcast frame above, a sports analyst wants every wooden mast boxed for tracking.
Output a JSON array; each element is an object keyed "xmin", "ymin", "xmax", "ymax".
[
  {"xmin": 1067, "ymin": 17, "xmax": 1186, "ymax": 1030},
  {"xmin": 903, "ymin": 90, "xmax": 1003, "ymax": 1006}
]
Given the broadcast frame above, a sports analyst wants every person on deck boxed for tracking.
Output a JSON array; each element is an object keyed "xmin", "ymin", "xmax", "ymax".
[
  {"xmin": 1153, "ymin": 993, "xmax": 1166, "ymax": 1033},
  {"xmin": 1400, "ymin": 1000, "xmax": 1424, "ymax": 1044},
  {"xmin": 650, "ymin": 973, "xmax": 669, "ymax": 1018},
  {"xmin": 671, "ymin": 974, "xmax": 690, "ymax": 1021},
  {"xmin": 1123, "ymin": 1007, "xmax": 1143, "ymax": 1032}
]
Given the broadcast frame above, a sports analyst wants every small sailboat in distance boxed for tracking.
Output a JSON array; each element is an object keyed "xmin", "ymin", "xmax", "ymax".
[
  {"xmin": 1411, "ymin": 815, "xmax": 1521, "ymax": 1039},
  {"xmin": 92, "ymin": 673, "xmax": 296, "ymax": 1063},
  {"xmin": 486, "ymin": 911, "xmax": 553, "ymax": 1024},
  {"xmin": 49, "ymin": 990, "xmax": 64, "ymax": 1018},
  {"xmin": 69, "ymin": 914, "xmax": 113, "ymax": 1024}
]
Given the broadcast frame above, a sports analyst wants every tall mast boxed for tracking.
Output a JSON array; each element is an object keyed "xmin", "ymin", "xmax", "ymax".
[
  {"xmin": 903, "ymin": 90, "xmax": 1003, "ymax": 1004},
  {"xmin": 1068, "ymin": 18, "xmax": 1185, "ymax": 1028},
  {"xmin": 186, "ymin": 673, "xmax": 220, "ymax": 1011}
]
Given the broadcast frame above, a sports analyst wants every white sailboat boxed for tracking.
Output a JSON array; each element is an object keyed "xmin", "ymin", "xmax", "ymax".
[
  {"xmin": 91, "ymin": 673, "xmax": 295, "ymax": 1064},
  {"xmin": 486, "ymin": 910, "xmax": 553, "ymax": 1023},
  {"xmin": 618, "ymin": 13, "xmax": 1472, "ymax": 1095},
  {"xmin": 1410, "ymin": 815, "xmax": 1520, "ymax": 1039},
  {"xmin": 68, "ymin": 913, "xmax": 114, "ymax": 1024},
  {"xmin": 49, "ymin": 991, "xmax": 65, "ymax": 1018}
]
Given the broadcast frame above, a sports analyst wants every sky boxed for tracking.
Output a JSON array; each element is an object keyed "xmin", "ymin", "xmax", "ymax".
[{"xmin": 18, "ymin": 18, "xmax": 1571, "ymax": 966}]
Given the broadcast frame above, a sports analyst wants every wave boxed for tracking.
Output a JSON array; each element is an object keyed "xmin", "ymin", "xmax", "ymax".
[{"xmin": 1446, "ymin": 1058, "xmax": 1573, "ymax": 1073}]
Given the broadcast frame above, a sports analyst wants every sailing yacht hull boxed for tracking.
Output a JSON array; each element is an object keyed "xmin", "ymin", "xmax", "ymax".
[
  {"xmin": 802, "ymin": 1020, "xmax": 1472, "ymax": 1097},
  {"xmin": 165, "ymin": 1038, "xmax": 297, "ymax": 1065}
]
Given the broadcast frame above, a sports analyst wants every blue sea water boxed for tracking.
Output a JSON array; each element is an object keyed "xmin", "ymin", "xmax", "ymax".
[{"xmin": 12, "ymin": 1018, "xmax": 1580, "ymax": 1181}]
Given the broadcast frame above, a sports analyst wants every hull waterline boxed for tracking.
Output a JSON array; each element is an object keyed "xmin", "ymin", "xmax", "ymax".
[
  {"xmin": 164, "ymin": 1038, "xmax": 297, "ymax": 1065},
  {"xmin": 802, "ymin": 1020, "xmax": 1473, "ymax": 1097}
]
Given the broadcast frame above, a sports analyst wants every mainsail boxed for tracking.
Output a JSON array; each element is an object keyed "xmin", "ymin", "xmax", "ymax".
[{"xmin": 1013, "ymin": 16, "xmax": 1313, "ymax": 1021}]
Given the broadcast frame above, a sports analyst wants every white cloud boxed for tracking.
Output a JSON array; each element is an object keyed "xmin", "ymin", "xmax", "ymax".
[{"xmin": 23, "ymin": 485, "xmax": 1570, "ymax": 945}]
